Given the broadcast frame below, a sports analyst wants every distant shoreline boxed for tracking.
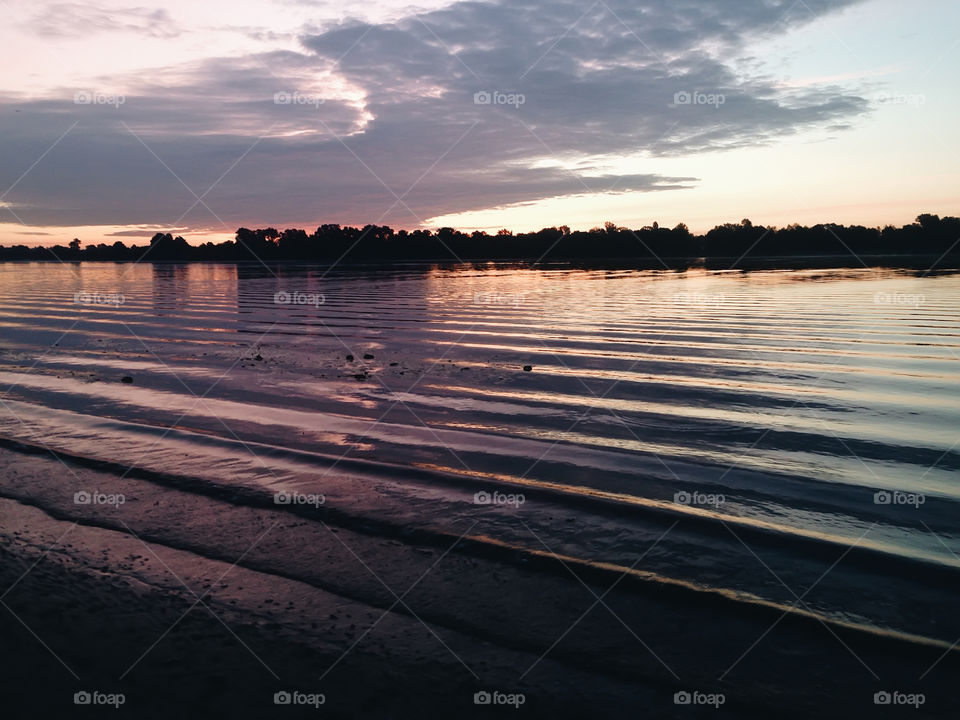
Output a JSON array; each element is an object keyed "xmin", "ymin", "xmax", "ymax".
[
  {"xmin": 1, "ymin": 254, "xmax": 957, "ymax": 271},
  {"xmin": 2, "ymin": 214, "xmax": 957, "ymax": 267}
]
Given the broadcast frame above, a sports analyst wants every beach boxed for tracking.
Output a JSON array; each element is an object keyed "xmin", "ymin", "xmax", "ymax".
[{"xmin": 1, "ymin": 262, "xmax": 958, "ymax": 717}]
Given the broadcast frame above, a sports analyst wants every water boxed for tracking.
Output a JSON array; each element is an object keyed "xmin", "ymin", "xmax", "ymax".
[{"xmin": 1, "ymin": 261, "xmax": 958, "ymax": 647}]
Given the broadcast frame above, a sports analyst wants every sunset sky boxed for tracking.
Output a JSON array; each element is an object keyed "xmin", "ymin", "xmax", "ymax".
[{"xmin": 1, "ymin": 0, "xmax": 957, "ymax": 246}]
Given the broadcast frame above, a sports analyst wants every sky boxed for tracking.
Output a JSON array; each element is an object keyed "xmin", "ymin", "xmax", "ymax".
[{"xmin": 0, "ymin": 0, "xmax": 957, "ymax": 246}]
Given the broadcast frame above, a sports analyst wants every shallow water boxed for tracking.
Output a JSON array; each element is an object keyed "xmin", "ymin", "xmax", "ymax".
[{"xmin": 1, "ymin": 261, "xmax": 958, "ymax": 645}]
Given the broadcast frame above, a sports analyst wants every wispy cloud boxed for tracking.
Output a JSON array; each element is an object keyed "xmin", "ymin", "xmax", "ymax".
[{"xmin": 29, "ymin": 3, "xmax": 181, "ymax": 39}]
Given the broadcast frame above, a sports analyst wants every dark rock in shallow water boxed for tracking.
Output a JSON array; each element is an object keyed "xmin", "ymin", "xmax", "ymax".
[
  {"xmin": 523, "ymin": 365, "xmax": 533, "ymax": 372},
  {"xmin": 353, "ymin": 373, "xmax": 368, "ymax": 381},
  {"xmin": 254, "ymin": 354, "xmax": 263, "ymax": 361},
  {"xmin": 389, "ymin": 362, "xmax": 399, "ymax": 366},
  {"xmin": 363, "ymin": 353, "xmax": 374, "ymax": 359},
  {"xmin": 345, "ymin": 354, "xmax": 354, "ymax": 362},
  {"xmin": 121, "ymin": 376, "xmax": 133, "ymax": 384}
]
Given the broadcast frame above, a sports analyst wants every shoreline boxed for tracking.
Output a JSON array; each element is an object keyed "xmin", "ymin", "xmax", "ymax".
[
  {"xmin": 2, "ymin": 443, "xmax": 958, "ymax": 718},
  {"xmin": 2, "ymin": 433, "xmax": 958, "ymax": 652},
  {"xmin": 1, "ymin": 254, "xmax": 958, "ymax": 270}
]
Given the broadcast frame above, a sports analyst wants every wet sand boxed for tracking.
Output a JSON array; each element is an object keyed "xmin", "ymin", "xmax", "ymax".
[{"xmin": 2, "ymin": 444, "xmax": 958, "ymax": 718}]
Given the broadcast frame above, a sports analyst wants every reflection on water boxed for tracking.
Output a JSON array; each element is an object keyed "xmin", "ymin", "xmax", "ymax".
[{"xmin": 0, "ymin": 261, "xmax": 958, "ymax": 642}]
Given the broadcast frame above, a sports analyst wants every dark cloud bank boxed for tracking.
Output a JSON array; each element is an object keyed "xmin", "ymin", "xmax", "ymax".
[{"xmin": 0, "ymin": 0, "xmax": 870, "ymax": 231}]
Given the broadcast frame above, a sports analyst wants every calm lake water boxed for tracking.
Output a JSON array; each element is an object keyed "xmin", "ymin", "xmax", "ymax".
[{"xmin": 1, "ymin": 262, "xmax": 958, "ymax": 646}]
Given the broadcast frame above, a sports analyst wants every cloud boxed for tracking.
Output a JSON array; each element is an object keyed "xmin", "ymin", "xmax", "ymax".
[
  {"xmin": 106, "ymin": 228, "xmax": 168, "ymax": 237},
  {"xmin": 29, "ymin": 3, "xmax": 181, "ymax": 39},
  {"xmin": 0, "ymin": 0, "xmax": 871, "ymax": 232}
]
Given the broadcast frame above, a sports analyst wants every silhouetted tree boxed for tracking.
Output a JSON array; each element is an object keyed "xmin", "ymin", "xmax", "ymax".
[{"xmin": 1, "ymin": 215, "xmax": 957, "ymax": 265}]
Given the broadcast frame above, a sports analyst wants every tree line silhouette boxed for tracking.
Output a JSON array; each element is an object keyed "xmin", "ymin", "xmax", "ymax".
[{"xmin": 1, "ymin": 214, "xmax": 957, "ymax": 265}]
